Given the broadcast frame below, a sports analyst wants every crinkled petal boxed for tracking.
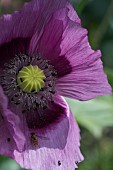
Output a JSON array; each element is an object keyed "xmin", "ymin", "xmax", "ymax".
[
  {"xmin": 56, "ymin": 20, "xmax": 112, "ymax": 100},
  {"xmin": 35, "ymin": 8, "xmax": 68, "ymax": 60},
  {"xmin": 0, "ymin": 86, "xmax": 25, "ymax": 152},
  {"xmin": 29, "ymin": 1, "xmax": 81, "ymax": 56},
  {"xmin": 3, "ymin": 109, "xmax": 26, "ymax": 152},
  {"xmin": 12, "ymin": 96, "xmax": 83, "ymax": 170},
  {"xmin": 66, "ymin": 1, "xmax": 81, "ymax": 24},
  {"xmin": 0, "ymin": 0, "xmax": 67, "ymax": 46},
  {"xmin": 0, "ymin": 109, "xmax": 25, "ymax": 159},
  {"xmin": 0, "ymin": 87, "xmax": 14, "ymax": 157},
  {"xmin": 0, "ymin": 116, "xmax": 16, "ymax": 158}
]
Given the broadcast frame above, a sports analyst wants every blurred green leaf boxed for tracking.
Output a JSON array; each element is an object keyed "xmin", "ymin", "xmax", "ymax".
[
  {"xmin": 101, "ymin": 41, "xmax": 113, "ymax": 68},
  {"xmin": 105, "ymin": 68, "xmax": 113, "ymax": 88},
  {"xmin": 109, "ymin": 18, "xmax": 113, "ymax": 30},
  {"xmin": 0, "ymin": 156, "xmax": 25, "ymax": 170},
  {"xmin": 66, "ymin": 96, "xmax": 113, "ymax": 138},
  {"xmin": 71, "ymin": 0, "xmax": 93, "ymax": 14}
]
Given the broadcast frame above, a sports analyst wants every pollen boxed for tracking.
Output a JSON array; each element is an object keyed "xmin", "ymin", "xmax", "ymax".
[{"xmin": 17, "ymin": 65, "xmax": 46, "ymax": 93}]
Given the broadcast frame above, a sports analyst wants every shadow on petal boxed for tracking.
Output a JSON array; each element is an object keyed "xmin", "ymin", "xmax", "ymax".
[
  {"xmin": 13, "ymin": 98, "xmax": 83, "ymax": 170},
  {"xmin": 0, "ymin": 37, "xmax": 30, "ymax": 68},
  {"xmin": 21, "ymin": 96, "xmax": 70, "ymax": 150}
]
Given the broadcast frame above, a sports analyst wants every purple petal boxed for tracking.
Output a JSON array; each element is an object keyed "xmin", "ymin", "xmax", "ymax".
[
  {"xmin": 0, "ymin": 0, "xmax": 70, "ymax": 67},
  {"xmin": 35, "ymin": 8, "xmax": 68, "ymax": 60},
  {"xmin": 0, "ymin": 109, "xmax": 25, "ymax": 158},
  {"xmin": 3, "ymin": 109, "xmax": 26, "ymax": 152},
  {"xmin": 35, "ymin": 8, "xmax": 73, "ymax": 78},
  {"xmin": 29, "ymin": 1, "xmax": 81, "ymax": 57},
  {"xmin": 0, "ymin": 86, "xmax": 25, "ymax": 152},
  {"xmin": 0, "ymin": 87, "xmax": 13, "ymax": 157},
  {"xmin": 12, "ymin": 96, "xmax": 83, "ymax": 170},
  {"xmin": 34, "ymin": 3, "xmax": 80, "ymax": 77},
  {"xmin": 0, "ymin": 116, "xmax": 16, "ymax": 158},
  {"xmin": 0, "ymin": 0, "xmax": 67, "ymax": 46},
  {"xmin": 66, "ymin": 2, "xmax": 81, "ymax": 24},
  {"xmin": 0, "ymin": 86, "xmax": 8, "ymax": 109},
  {"xmin": 56, "ymin": 20, "xmax": 112, "ymax": 100}
]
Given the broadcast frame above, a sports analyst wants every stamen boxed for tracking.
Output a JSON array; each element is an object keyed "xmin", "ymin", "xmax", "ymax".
[{"xmin": 0, "ymin": 54, "xmax": 57, "ymax": 111}]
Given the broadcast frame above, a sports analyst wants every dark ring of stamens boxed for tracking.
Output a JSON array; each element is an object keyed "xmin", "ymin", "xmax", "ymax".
[{"xmin": 0, "ymin": 53, "xmax": 57, "ymax": 110}]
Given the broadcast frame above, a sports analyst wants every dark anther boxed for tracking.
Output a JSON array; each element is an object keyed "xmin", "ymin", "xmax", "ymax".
[
  {"xmin": 31, "ymin": 89, "xmax": 36, "ymax": 93},
  {"xmin": 15, "ymin": 102, "xmax": 20, "ymax": 105},
  {"xmin": 14, "ymin": 94, "xmax": 19, "ymax": 97},
  {"xmin": 11, "ymin": 78, "xmax": 14, "ymax": 81},
  {"xmin": 45, "ymin": 65, "xmax": 48, "ymax": 69},
  {"xmin": 36, "ymin": 103, "xmax": 39, "ymax": 107},
  {"xmin": 49, "ymin": 90, "xmax": 55, "ymax": 94},
  {"xmin": 22, "ymin": 110, "xmax": 26, "ymax": 114},
  {"xmin": 26, "ymin": 108, "xmax": 30, "ymax": 112},
  {"xmin": 7, "ymin": 138, "xmax": 11, "ymax": 142},
  {"xmin": 48, "ymin": 83, "xmax": 52, "ymax": 87},
  {"xmin": 43, "ymin": 106, "xmax": 47, "ymax": 110},
  {"xmin": 51, "ymin": 72, "xmax": 57, "ymax": 76},
  {"xmin": 20, "ymin": 78, "xmax": 23, "ymax": 82},
  {"xmin": 11, "ymin": 98, "xmax": 14, "ymax": 101},
  {"xmin": 58, "ymin": 161, "xmax": 61, "ymax": 166},
  {"xmin": 40, "ymin": 88, "xmax": 44, "ymax": 91},
  {"xmin": 36, "ymin": 57, "xmax": 41, "ymax": 60}
]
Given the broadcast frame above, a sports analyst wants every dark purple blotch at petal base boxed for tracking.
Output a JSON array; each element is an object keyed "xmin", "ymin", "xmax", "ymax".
[
  {"xmin": 12, "ymin": 96, "xmax": 83, "ymax": 170},
  {"xmin": 24, "ymin": 98, "xmax": 66, "ymax": 129},
  {"xmin": 0, "ymin": 38, "xmax": 30, "ymax": 68}
]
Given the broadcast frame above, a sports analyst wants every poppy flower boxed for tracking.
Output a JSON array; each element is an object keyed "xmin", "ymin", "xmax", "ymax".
[{"xmin": 0, "ymin": 0, "xmax": 112, "ymax": 170}]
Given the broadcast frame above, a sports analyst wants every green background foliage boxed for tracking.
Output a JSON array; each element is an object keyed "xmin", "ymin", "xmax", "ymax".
[{"xmin": 0, "ymin": 0, "xmax": 113, "ymax": 169}]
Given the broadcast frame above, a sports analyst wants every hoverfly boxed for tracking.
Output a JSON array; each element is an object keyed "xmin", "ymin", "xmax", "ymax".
[
  {"xmin": 30, "ymin": 132, "xmax": 49, "ymax": 147},
  {"xmin": 30, "ymin": 132, "xmax": 39, "ymax": 147}
]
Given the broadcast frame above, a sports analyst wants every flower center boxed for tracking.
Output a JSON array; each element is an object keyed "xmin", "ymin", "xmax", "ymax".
[
  {"xmin": 0, "ymin": 54, "xmax": 57, "ymax": 111},
  {"xmin": 17, "ymin": 65, "xmax": 46, "ymax": 93}
]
